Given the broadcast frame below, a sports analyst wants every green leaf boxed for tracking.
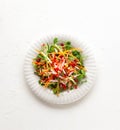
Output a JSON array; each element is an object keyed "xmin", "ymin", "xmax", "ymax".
[
  {"xmin": 77, "ymin": 75, "xmax": 84, "ymax": 81},
  {"xmin": 38, "ymin": 80, "xmax": 44, "ymax": 86},
  {"xmin": 53, "ymin": 88, "xmax": 57, "ymax": 94},
  {"xmin": 72, "ymin": 50, "xmax": 81, "ymax": 59},
  {"xmin": 72, "ymin": 50, "xmax": 80, "ymax": 55},
  {"xmin": 65, "ymin": 41, "xmax": 71, "ymax": 45},
  {"xmin": 68, "ymin": 56, "xmax": 74, "ymax": 60},
  {"xmin": 77, "ymin": 70, "xmax": 86, "ymax": 82},
  {"xmin": 53, "ymin": 38, "xmax": 58, "ymax": 44},
  {"xmin": 64, "ymin": 41, "xmax": 72, "ymax": 50},
  {"xmin": 65, "ymin": 45, "xmax": 72, "ymax": 50},
  {"xmin": 34, "ymin": 72, "xmax": 38, "ymax": 75},
  {"xmin": 49, "ymin": 83, "xmax": 56, "ymax": 89},
  {"xmin": 47, "ymin": 46, "xmax": 55, "ymax": 53},
  {"xmin": 80, "ymin": 70, "xmax": 85, "ymax": 75},
  {"xmin": 70, "ymin": 87, "xmax": 74, "ymax": 90},
  {"xmin": 32, "ymin": 63, "xmax": 37, "ymax": 69},
  {"xmin": 37, "ymin": 54, "xmax": 45, "ymax": 59}
]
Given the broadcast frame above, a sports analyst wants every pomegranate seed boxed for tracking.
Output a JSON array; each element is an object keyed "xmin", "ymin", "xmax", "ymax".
[
  {"xmin": 60, "ymin": 43, "xmax": 64, "ymax": 46},
  {"xmin": 36, "ymin": 58, "xmax": 41, "ymax": 62},
  {"xmin": 60, "ymin": 55, "xmax": 63, "ymax": 58},
  {"xmin": 62, "ymin": 84, "xmax": 66, "ymax": 90},
  {"xmin": 74, "ymin": 85, "xmax": 78, "ymax": 89},
  {"xmin": 74, "ymin": 59, "xmax": 77, "ymax": 62},
  {"xmin": 75, "ymin": 79, "xmax": 78, "ymax": 83},
  {"xmin": 42, "ymin": 43, "xmax": 45, "ymax": 46},
  {"xmin": 54, "ymin": 68, "xmax": 59, "ymax": 72}
]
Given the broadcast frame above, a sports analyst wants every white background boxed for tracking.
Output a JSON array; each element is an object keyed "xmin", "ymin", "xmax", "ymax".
[{"xmin": 0, "ymin": 0, "xmax": 120, "ymax": 130}]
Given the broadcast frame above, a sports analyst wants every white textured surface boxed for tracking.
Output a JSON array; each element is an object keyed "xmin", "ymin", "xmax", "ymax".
[
  {"xmin": 0, "ymin": 0, "xmax": 120, "ymax": 130},
  {"xmin": 24, "ymin": 35, "xmax": 96, "ymax": 104}
]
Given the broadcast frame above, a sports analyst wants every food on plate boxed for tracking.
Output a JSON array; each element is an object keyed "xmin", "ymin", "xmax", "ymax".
[{"xmin": 32, "ymin": 38, "xmax": 87, "ymax": 95}]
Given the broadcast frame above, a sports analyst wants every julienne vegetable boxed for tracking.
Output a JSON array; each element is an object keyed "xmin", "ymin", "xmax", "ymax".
[{"xmin": 32, "ymin": 38, "xmax": 87, "ymax": 95}]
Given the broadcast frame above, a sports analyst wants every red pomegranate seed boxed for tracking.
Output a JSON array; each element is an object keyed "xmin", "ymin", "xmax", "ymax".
[
  {"xmin": 60, "ymin": 55, "xmax": 63, "ymax": 58},
  {"xmin": 54, "ymin": 68, "xmax": 59, "ymax": 72},
  {"xmin": 42, "ymin": 43, "xmax": 45, "ymax": 46},
  {"xmin": 60, "ymin": 43, "xmax": 64, "ymax": 46},
  {"xmin": 60, "ymin": 83, "xmax": 66, "ymax": 90},
  {"xmin": 74, "ymin": 59, "xmax": 77, "ymax": 62},
  {"xmin": 74, "ymin": 85, "xmax": 78, "ymax": 89},
  {"xmin": 75, "ymin": 79, "xmax": 78, "ymax": 83},
  {"xmin": 36, "ymin": 58, "xmax": 41, "ymax": 62}
]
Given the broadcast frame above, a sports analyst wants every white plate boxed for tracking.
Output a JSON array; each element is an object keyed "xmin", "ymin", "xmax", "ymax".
[{"xmin": 24, "ymin": 35, "xmax": 96, "ymax": 104}]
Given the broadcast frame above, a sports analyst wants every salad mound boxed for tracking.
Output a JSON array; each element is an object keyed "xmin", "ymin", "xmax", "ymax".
[{"xmin": 32, "ymin": 38, "xmax": 87, "ymax": 95}]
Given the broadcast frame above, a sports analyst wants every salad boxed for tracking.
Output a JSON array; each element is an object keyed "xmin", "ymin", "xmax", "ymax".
[{"xmin": 32, "ymin": 38, "xmax": 87, "ymax": 95}]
